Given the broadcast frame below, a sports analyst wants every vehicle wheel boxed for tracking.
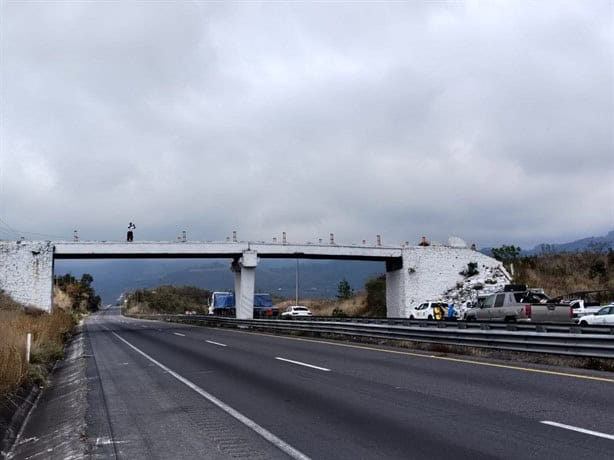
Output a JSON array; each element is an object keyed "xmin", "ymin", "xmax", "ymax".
[
  {"xmin": 409, "ymin": 315, "xmax": 414, "ymax": 319},
  {"xmin": 466, "ymin": 315, "xmax": 475, "ymax": 321},
  {"xmin": 504, "ymin": 316, "xmax": 516, "ymax": 323},
  {"xmin": 580, "ymin": 320, "xmax": 588, "ymax": 326},
  {"xmin": 427, "ymin": 315, "xmax": 433, "ymax": 320}
]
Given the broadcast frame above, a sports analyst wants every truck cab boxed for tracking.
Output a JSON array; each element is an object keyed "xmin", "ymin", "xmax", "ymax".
[
  {"xmin": 253, "ymin": 293, "xmax": 279, "ymax": 318},
  {"xmin": 208, "ymin": 292, "xmax": 235, "ymax": 316}
]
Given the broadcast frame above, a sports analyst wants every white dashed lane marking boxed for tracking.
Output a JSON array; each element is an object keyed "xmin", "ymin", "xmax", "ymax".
[
  {"xmin": 275, "ymin": 357, "xmax": 330, "ymax": 372},
  {"xmin": 541, "ymin": 421, "xmax": 614, "ymax": 441},
  {"xmin": 110, "ymin": 332, "xmax": 310, "ymax": 460}
]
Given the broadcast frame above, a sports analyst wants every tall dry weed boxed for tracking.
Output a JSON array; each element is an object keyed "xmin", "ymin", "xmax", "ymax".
[
  {"xmin": 515, "ymin": 252, "xmax": 614, "ymax": 299},
  {"xmin": 276, "ymin": 293, "xmax": 369, "ymax": 316},
  {"xmin": 0, "ymin": 293, "xmax": 75, "ymax": 396}
]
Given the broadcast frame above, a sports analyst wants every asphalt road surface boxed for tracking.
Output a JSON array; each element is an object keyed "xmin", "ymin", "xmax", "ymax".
[{"xmin": 83, "ymin": 306, "xmax": 614, "ymax": 459}]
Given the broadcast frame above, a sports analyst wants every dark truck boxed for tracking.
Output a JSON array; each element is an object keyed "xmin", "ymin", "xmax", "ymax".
[
  {"xmin": 465, "ymin": 284, "xmax": 574, "ymax": 323},
  {"xmin": 208, "ymin": 292, "xmax": 279, "ymax": 318}
]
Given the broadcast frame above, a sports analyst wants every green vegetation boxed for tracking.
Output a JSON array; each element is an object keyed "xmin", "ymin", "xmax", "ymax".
[
  {"xmin": 491, "ymin": 245, "xmax": 521, "ymax": 270},
  {"xmin": 460, "ymin": 262, "xmax": 479, "ymax": 278},
  {"xmin": 54, "ymin": 273, "xmax": 101, "ymax": 313},
  {"xmin": 125, "ymin": 285, "xmax": 211, "ymax": 314},
  {"xmin": 364, "ymin": 275, "xmax": 386, "ymax": 317},
  {"xmin": 336, "ymin": 279, "xmax": 353, "ymax": 300}
]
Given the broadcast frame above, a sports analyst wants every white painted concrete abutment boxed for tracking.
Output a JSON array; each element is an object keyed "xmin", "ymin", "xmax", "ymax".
[
  {"xmin": 0, "ymin": 241, "xmax": 504, "ymax": 318},
  {"xmin": 0, "ymin": 241, "xmax": 54, "ymax": 311}
]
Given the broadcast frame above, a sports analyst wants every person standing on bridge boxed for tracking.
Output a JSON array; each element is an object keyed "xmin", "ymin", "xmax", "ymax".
[{"xmin": 127, "ymin": 222, "xmax": 136, "ymax": 242}]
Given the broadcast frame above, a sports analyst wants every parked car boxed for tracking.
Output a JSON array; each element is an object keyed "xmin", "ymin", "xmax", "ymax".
[
  {"xmin": 409, "ymin": 301, "xmax": 451, "ymax": 320},
  {"xmin": 577, "ymin": 305, "xmax": 614, "ymax": 326},
  {"xmin": 281, "ymin": 305, "xmax": 312, "ymax": 318}
]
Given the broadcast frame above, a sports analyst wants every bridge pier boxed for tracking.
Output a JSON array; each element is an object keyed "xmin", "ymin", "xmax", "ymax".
[
  {"xmin": 233, "ymin": 250, "xmax": 258, "ymax": 319},
  {"xmin": 231, "ymin": 258, "xmax": 242, "ymax": 315}
]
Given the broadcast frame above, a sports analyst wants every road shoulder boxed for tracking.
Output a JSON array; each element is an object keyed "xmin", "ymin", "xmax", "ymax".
[{"xmin": 7, "ymin": 327, "xmax": 88, "ymax": 459}]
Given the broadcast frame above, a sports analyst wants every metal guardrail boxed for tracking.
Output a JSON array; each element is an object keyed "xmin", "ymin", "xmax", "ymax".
[{"xmin": 129, "ymin": 314, "xmax": 614, "ymax": 359}]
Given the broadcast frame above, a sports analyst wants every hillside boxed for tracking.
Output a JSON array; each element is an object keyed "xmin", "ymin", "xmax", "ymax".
[
  {"xmin": 481, "ymin": 230, "xmax": 614, "ymax": 257},
  {"xmin": 514, "ymin": 251, "xmax": 614, "ymax": 300}
]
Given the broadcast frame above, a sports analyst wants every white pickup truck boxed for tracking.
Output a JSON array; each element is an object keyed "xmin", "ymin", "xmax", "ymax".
[
  {"xmin": 547, "ymin": 290, "xmax": 612, "ymax": 320},
  {"xmin": 464, "ymin": 285, "xmax": 574, "ymax": 323}
]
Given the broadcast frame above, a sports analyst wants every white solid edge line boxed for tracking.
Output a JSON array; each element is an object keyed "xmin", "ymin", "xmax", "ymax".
[
  {"xmin": 111, "ymin": 332, "xmax": 311, "ymax": 460},
  {"xmin": 540, "ymin": 421, "xmax": 614, "ymax": 441},
  {"xmin": 173, "ymin": 332, "xmax": 185, "ymax": 337},
  {"xmin": 275, "ymin": 357, "xmax": 331, "ymax": 372},
  {"xmin": 206, "ymin": 340, "xmax": 227, "ymax": 347}
]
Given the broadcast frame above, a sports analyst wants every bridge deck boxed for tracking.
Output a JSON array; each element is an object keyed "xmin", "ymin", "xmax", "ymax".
[{"xmin": 53, "ymin": 241, "xmax": 403, "ymax": 261}]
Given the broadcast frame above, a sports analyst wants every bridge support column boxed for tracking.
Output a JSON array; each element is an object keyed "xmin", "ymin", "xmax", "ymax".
[
  {"xmin": 235, "ymin": 250, "xmax": 258, "ymax": 319},
  {"xmin": 0, "ymin": 241, "xmax": 54, "ymax": 312},
  {"xmin": 231, "ymin": 259, "xmax": 242, "ymax": 312},
  {"xmin": 385, "ymin": 258, "xmax": 405, "ymax": 318}
]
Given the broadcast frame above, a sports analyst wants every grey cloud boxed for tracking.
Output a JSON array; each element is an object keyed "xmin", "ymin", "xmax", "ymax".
[{"xmin": 1, "ymin": 1, "xmax": 612, "ymax": 249}]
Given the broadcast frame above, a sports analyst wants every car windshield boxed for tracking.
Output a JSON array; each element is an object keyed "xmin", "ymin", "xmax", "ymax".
[{"xmin": 294, "ymin": 307, "xmax": 308, "ymax": 311}]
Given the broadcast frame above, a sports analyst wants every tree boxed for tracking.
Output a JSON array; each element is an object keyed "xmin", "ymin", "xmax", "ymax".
[
  {"xmin": 491, "ymin": 245, "xmax": 521, "ymax": 264},
  {"xmin": 80, "ymin": 273, "xmax": 94, "ymax": 288},
  {"xmin": 337, "ymin": 279, "xmax": 352, "ymax": 300}
]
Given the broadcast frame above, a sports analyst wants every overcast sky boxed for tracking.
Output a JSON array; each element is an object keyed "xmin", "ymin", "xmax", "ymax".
[{"xmin": 0, "ymin": 1, "xmax": 612, "ymax": 250}]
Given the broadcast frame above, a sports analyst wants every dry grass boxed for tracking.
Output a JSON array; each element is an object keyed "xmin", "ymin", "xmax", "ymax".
[
  {"xmin": 53, "ymin": 286, "xmax": 73, "ymax": 311},
  {"xmin": 125, "ymin": 302, "xmax": 157, "ymax": 315},
  {"xmin": 276, "ymin": 292, "xmax": 370, "ymax": 316},
  {"xmin": 515, "ymin": 251, "xmax": 614, "ymax": 299},
  {"xmin": 0, "ymin": 292, "xmax": 75, "ymax": 397}
]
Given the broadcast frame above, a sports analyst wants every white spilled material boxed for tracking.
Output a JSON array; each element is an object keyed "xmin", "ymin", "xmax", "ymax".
[
  {"xmin": 275, "ymin": 357, "xmax": 330, "ymax": 372},
  {"xmin": 541, "ymin": 421, "xmax": 614, "ymax": 441},
  {"xmin": 206, "ymin": 340, "xmax": 227, "ymax": 347},
  {"xmin": 111, "ymin": 332, "xmax": 310, "ymax": 460}
]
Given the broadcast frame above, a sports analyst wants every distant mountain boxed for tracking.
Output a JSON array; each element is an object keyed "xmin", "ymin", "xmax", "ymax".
[
  {"xmin": 55, "ymin": 258, "xmax": 385, "ymax": 304},
  {"xmin": 481, "ymin": 230, "xmax": 614, "ymax": 257}
]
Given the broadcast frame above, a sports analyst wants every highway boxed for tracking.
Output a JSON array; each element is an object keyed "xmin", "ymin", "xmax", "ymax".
[{"xmin": 84, "ymin": 307, "xmax": 614, "ymax": 459}]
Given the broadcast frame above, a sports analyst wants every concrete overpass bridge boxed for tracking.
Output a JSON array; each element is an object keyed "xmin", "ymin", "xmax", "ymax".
[{"xmin": 1, "ymin": 240, "xmax": 504, "ymax": 318}]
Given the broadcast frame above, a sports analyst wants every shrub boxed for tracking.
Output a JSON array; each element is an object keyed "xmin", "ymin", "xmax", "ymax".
[
  {"xmin": 460, "ymin": 262, "xmax": 479, "ymax": 277},
  {"xmin": 364, "ymin": 275, "xmax": 386, "ymax": 317},
  {"xmin": 589, "ymin": 260, "xmax": 607, "ymax": 280},
  {"xmin": 126, "ymin": 285, "xmax": 211, "ymax": 314}
]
